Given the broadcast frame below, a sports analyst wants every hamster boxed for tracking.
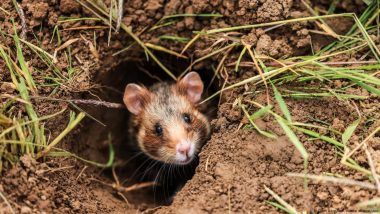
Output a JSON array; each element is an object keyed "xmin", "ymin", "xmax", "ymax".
[{"xmin": 123, "ymin": 72, "xmax": 211, "ymax": 165}]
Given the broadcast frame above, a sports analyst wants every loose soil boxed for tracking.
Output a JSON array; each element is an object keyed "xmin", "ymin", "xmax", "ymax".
[{"xmin": 0, "ymin": 0, "xmax": 379, "ymax": 213}]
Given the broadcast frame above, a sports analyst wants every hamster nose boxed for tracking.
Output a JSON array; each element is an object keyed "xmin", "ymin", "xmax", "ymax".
[{"xmin": 178, "ymin": 145, "xmax": 190, "ymax": 157}]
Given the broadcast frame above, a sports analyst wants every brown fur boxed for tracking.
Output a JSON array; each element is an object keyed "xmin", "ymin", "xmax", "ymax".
[{"xmin": 127, "ymin": 79, "xmax": 210, "ymax": 164}]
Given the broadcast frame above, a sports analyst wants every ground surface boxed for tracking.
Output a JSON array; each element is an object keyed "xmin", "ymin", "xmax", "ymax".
[{"xmin": 1, "ymin": 0, "xmax": 379, "ymax": 213}]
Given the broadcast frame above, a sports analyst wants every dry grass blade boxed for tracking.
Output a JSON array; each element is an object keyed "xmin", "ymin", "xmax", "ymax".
[
  {"xmin": 80, "ymin": 35, "xmax": 100, "ymax": 60},
  {"xmin": 0, "ymin": 108, "xmax": 66, "ymax": 139},
  {"xmin": 300, "ymin": 0, "xmax": 339, "ymax": 39},
  {"xmin": 243, "ymin": 42, "xmax": 269, "ymax": 104},
  {"xmin": 53, "ymin": 38, "xmax": 80, "ymax": 62},
  {"xmin": 206, "ymin": 13, "xmax": 353, "ymax": 34},
  {"xmin": 342, "ymin": 125, "xmax": 380, "ymax": 164},
  {"xmin": 19, "ymin": 38, "xmax": 55, "ymax": 60},
  {"xmin": 208, "ymin": 46, "xmax": 233, "ymax": 89},
  {"xmin": 0, "ymin": 6, "xmax": 11, "ymax": 15},
  {"xmin": 181, "ymin": 32, "xmax": 202, "ymax": 54},
  {"xmin": 181, "ymin": 43, "xmax": 237, "ymax": 78},
  {"xmin": 264, "ymin": 185, "xmax": 299, "ymax": 214},
  {"xmin": 116, "ymin": 0, "xmax": 123, "ymax": 31},
  {"xmin": 202, "ymin": 43, "xmax": 368, "ymax": 104},
  {"xmin": 364, "ymin": 144, "xmax": 380, "ymax": 193},
  {"xmin": 356, "ymin": 198, "xmax": 380, "ymax": 209},
  {"xmin": 288, "ymin": 173, "xmax": 377, "ymax": 189},
  {"xmin": 0, "ymin": 190, "xmax": 15, "ymax": 214},
  {"xmin": 145, "ymin": 43, "xmax": 188, "ymax": 59},
  {"xmin": 62, "ymin": 26, "xmax": 109, "ymax": 31},
  {"xmin": 0, "ymin": 94, "xmax": 30, "ymax": 105}
]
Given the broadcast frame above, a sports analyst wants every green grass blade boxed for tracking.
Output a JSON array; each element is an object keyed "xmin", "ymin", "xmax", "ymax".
[
  {"xmin": 266, "ymin": 201, "xmax": 293, "ymax": 214},
  {"xmin": 36, "ymin": 112, "xmax": 85, "ymax": 158},
  {"xmin": 235, "ymin": 46, "xmax": 247, "ymax": 72},
  {"xmin": 241, "ymin": 105, "xmax": 277, "ymax": 139},
  {"xmin": 48, "ymin": 143, "xmax": 114, "ymax": 168},
  {"xmin": 249, "ymin": 105, "xmax": 273, "ymax": 121},
  {"xmin": 18, "ymin": 78, "xmax": 41, "ymax": 147},
  {"xmin": 342, "ymin": 118, "xmax": 361, "ymax": 145},
  {"xmin": 276, "ymin": 118, "xmax": 308, "ymax": 160},
  {"xmin": 0, "ymin": 46, "xmax": 18, "ymax": 88},
  {"xmin": 351, "ymin": 79, "xmax": 380, "ymax": 96},
  {"xmin": 272, "ymin": 84, "xmax": 292, "ymax": 122},
  {"xmin": 12, "ymin": 20, "xmax": 37, "ymax": 93},
  {"xmin": 264, "ymin": 185, "xmax": 299, "ymax": 214},
  {"xmin": 159, "ymin": 35, "xmax": 190, "ymax": 43},
  {"xmin": 294, "ymin": 126, "xmax": 344, "ymax": 148}
]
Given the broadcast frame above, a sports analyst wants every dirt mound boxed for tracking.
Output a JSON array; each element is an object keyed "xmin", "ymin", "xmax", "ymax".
[
  {"xmin": 0, "ymin": 155, "xmax": 132, "ymax": 213},
  {"xmin": 157, "ymin": 90, "xmax": 380, "ymax": 213}
]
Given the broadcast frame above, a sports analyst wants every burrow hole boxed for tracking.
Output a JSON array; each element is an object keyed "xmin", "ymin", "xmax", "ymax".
[{"xmin": 74, "ymin": 57, "xmax": 220, "ymax": 207}]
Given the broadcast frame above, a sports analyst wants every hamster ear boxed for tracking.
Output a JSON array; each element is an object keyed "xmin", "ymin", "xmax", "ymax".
[
  {"xmin": 123, "ymin": 84, "xmax": 150, "ymax": 115},
  {"xmin": 177, "ymin": 72, "xmax": 204, "ymax": 103}
]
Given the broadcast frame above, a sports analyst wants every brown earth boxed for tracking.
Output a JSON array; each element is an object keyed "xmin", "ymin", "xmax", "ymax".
[
  {"xmin": 156, "ymin": 87, "xmax": 380, "ymax": 213},
  {"xmin": 1, "ymin": 0, "xmax": 379, "ymax": 213}
]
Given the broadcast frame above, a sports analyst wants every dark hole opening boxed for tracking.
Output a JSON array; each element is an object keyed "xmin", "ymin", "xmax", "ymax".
[{"xmin": 74, "ymin": 57, "xmax": 220, "ymax": 207}]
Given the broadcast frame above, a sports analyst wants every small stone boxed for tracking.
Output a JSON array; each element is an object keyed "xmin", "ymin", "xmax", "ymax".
[
  {"xmin": 317, "ymin": 192, "xmax": 329, "ymax": 200},
  {"xmin": 214, "ymin": 162, "xmax": 234, "ymax": 181},
  {"xmin": 21, "ymin": 206, "xmax": 32, "ymax": 214},
  {"xmin": 71, "ymin": 200, "xmax": 81, "ymax": 210}
]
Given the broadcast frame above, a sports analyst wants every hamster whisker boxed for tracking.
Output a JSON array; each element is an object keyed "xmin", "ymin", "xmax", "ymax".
[
  {"xmin": 141, "ymin": 159, "xmax": 160, "ymax": 180},
  {"xmin": 121, "ymin": 151, "xmax": 144, "ymax": 167},
  {"xmin": 153, "ymin": 163, "xmax": 165, "ymax": 202},
  {"xmin": 129, "ymin": 157, "xmax": 154, "ymax": 181}
]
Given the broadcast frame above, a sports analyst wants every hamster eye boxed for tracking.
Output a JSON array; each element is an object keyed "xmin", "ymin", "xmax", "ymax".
[
  {"xmin": 155, "ymin": 123, "xmax": 163, "ymax": 136},
  {"xmin": 183, "ymin": 113, "xmax": 191, "ymax": 124}
]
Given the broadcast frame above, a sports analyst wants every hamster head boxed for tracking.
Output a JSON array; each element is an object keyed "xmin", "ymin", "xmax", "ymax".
[{"xmin": 123, "ymin": 72, "xmax": 210, "ymax": 165}]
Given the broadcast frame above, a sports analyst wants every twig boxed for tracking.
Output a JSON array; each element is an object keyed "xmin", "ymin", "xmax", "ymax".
[
  {"xmin": 30, "ymin": 96, "xmax": 125, "ymax": 109},
  {"xmin": 12, "ymin": 1, "xmax": 27, "ymax": 40},
  {"xmin": 117, "ymin": 192, "xmax": 130, "ymax": 205},
  {"xmin": 69, "ymin": 99, "xmax": 125, "ymax": 108},
  {"xmin": 76, "ymin": 166, "xmax": 88, "ymax": 181},
  {"xmin": 90, "ymin": 178, "xmax": 156, "ymax": 193},
  {"xmin": 44, "ymin": 166, "xmax": 75, "ymax": 174}
]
